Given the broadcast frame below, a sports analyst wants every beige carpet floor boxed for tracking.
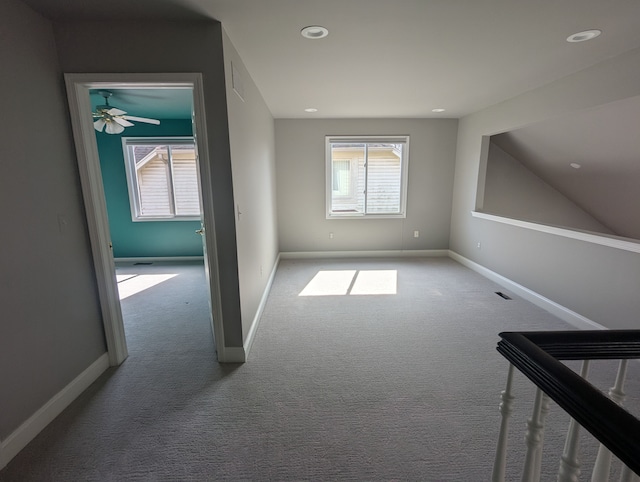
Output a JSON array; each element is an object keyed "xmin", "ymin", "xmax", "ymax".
[{"xmin": 1, "ymin": 257, "xmax": 638, "ymax": 481}]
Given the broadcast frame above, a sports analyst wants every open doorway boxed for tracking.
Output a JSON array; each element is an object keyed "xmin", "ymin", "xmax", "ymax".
[{"xmin": 64, "ymin": 73, "xmax": 227, "ymax": 365}]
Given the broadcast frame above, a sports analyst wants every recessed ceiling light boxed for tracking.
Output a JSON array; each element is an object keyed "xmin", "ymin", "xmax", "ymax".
[
  {"xmin": 570, "ymin": 163, "xmax": 582, "ymax": 169},
  {"xmin": 301, "ymin": 26, "xmax": 329, "ymax": 39},
  {"xmin": 304, "ymin": 108, "xmax": 318, "ymax": 113},
  {"xmin": 432, "ymin": 108, "xmax": 446, "ymax": 113},
  {"xmin": 566, "ymin": 30, "xmax": 601, "ymax": 43}
]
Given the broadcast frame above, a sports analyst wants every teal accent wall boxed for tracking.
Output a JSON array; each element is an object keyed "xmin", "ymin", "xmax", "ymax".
[{"xmin": 96, "ymin": 119, "xmax": 204, "ymax": 258}]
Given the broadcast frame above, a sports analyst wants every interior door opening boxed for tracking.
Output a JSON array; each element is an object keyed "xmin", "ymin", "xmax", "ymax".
[{"xmin": 65, "ymin": 74, "xmax": 226, "ymax": 365}]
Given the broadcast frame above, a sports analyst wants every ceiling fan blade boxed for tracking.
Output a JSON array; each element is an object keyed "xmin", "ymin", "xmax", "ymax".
[
  {"xmin": 114, "ymin": 117, "xmax": 135, "ymax": 127},
  {"xmin": 122, "ymin": 115, "xmax": 161, "ymax": 125},
  {"xmin": 107, "ymin": 107, "xmax": 127, "ymax": 116},
  {"xmin": 105, "ymin": 121, "xmax": 125, "ymax": 135},
  {"xmin": 93, "ymin": 119, "xmax": 106, "ymax": 132}
]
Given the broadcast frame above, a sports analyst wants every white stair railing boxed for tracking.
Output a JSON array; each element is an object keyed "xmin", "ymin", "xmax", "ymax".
[
  {"xmin": 558, "ymin": 360, "xmax": 590, "ymax": 482},
  {"xmin": 591, "ymin": 359, "xmax": 628, "ymax": 482},
  {"xmin": 494, "ymin": 330, "xmax": 640, "ymax": 482},
  {"xmin": 492, "ymin": 363, "xmax": 515, "ymax": 482},
  {"xmin": 619, "ymin": 465, "xmax": 640, "ymax": 482},
  {"xmin": 521, "ymin": 388, "xmax": 552, "ymax": 482},
  {"xmin": 533, "ymin": 392, "xmax": 551, "ymax": 482}
]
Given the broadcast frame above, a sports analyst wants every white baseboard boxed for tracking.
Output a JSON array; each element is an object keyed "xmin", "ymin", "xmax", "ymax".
[
  {"xmin": 0, "ymin": 353, "xmax": 110, "ymax": 470},
  {"xmin": 280, "ymin": 249, "xmax": 449, "ymax": 259},
  {"xmin": 242, "ymin": 254, "xmax": 281, "ymax": 361},
  {"xmin": 220, "ymin": 347, "xmax": 246, "ymax": 363},
  {"xmin": 114, "ymin": 256, "xmax": 205, "ymax": 263},
  {"xmin": 448, "ymin": 250, "xmax": 606, "ymax": 331}
]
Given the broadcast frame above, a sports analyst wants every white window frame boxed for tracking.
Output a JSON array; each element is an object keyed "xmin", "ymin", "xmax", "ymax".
[
  {"xmin": 325, "ymin": 135, "xmax": 409, "ymax": 219},
  {"xmin": 122, "ymin": 136, "xmax": 201, "ymax": 222}
]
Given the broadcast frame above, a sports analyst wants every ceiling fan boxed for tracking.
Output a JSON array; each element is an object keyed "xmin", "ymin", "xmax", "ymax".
[{"xmin": 92, "ymin": 90, "xmax": 160, "ymax": 134}]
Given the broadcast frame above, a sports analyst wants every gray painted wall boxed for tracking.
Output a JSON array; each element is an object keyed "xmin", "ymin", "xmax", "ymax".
[
  {"xmin": 53, "ymin": 19, "xmax": 244, "ymax": 347},
  {"xmin": 0, "ymin": 0, "xmax": 106, "ymax": 439},
  {"xmin": 483, "ymin": 143, "xmax": 614, "ymax": 234},
  {"xmin": 450, "ymin": 47, "xmax": 640, "ymax": 329},
  {"xmin": 275, "ymin": 119, "xmax": 458, "ymax": 252},
  {"xmin": 222, "ymin": 30, "xmax": 279, "ymax": 343}
]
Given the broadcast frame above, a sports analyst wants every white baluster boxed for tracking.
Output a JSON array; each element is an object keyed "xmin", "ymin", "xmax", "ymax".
[
  {"xmin": 591, "ymin": 359, "xmax": 629, "ymax": 482},
  {"xmin": 619, "ymin": 464, "xmax": 639, "ymax": 482},
  {"xmin": 557, "ymin": 360, "xmax": 590, "ymax": 482},
  {"xmin": 533, "ymin": 392, "xmax": 551, "ymax": 481},
  {"xmin": 522, "ymin": 387, "xmax": 545, "ymax": 481},
  {"xmin": 493, "ymin": 363, "xmax": 516, "ymax": 482}
]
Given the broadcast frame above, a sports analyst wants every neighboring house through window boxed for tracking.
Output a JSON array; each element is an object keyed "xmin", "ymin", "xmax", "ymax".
[
  {"xmin": 326, "ymin": 136, "xmax": 409, "ymax": 218},
  {"xmin": 123, "ymin": 137, "xmax": 201, "ymax": 221}
]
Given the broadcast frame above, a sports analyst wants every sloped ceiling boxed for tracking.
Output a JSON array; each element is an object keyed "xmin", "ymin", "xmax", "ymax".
[
  {"xmin": 21, "ymin": 0, "xmax": 640, "ymax": 118},
  {"xmin": 491, "ymin": 96, "xmax": 640, "ymax": 240}
]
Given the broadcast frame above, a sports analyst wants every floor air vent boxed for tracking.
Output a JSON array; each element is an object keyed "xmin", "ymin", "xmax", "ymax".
[
  {"xmin": 495, "ymin": 292, "xmax": 512, "ymax": 300},
  {"xmin": 133, "ymin": 262, "xmax": 153, "ymax": 265}
]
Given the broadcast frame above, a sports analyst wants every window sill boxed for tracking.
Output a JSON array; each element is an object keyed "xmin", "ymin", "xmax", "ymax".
[
  {"xmin": 132, "ymin": 216, "xmax": 201, "ymax": 222},
  {"xmin": 327, "ymin": 213, "xmax": 407, "ymax": 220},
  {"xmin": 472, "ymin": 211, "xmax": 640, "ymax": 254}
]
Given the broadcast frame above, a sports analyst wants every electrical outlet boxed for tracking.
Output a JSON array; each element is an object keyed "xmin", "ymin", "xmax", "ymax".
[
  {"xmin": 413, "ymin": 230, "xmax": 419, "ymax": 238},
  {"xmin": 329, "ymin": 232, "xmax": 334, "ymax": 239},
  {"xmin": 477, "ymin": 242, "xmax": 482, "ymax": 249}
]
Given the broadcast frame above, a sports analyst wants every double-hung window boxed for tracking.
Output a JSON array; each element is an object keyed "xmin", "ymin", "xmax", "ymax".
[
  {"xmin": 326, "ymin": 136, "xmax": 409, "ymax": 218},
  {"xmin": 122, "ymin": 137, "xmax": 201, "ymax": 221}
]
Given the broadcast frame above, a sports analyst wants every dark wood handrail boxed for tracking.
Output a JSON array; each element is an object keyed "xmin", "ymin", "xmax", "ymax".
[{"xmin": 497, "ymin": 330, "xmax": 640, "ymax": 475}]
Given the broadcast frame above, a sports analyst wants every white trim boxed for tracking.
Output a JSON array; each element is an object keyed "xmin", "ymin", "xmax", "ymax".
[
  {"xmin": 65, "ymin": 76, "xmax": 128, "ymax": 366},
  {"xmin": 64, "ymin": 73, "xmax": 227, "ymax": 365},
  {"xmin": 189, "ymin": 74, "xmax": 228, "ymax": 363},
  {"xmin": 472, "ymin": 211, "xmax": 640, "ymax": 254},
  {"xmin": 222, "ymin": 347, "xmax": 246, "ymax": 363},
  {"xmin": 280, "ymin": 249, "xmax": 449, "ymax": 259},
  {"xmin": 448, "ymin": 250, "xmax": 606, "ymax": 331},
  {"xmin": 243, "ymin": 254, "xmax": 281, "ymax": 360},
  {"xmin": 114, "ymin": 256, "xmax": 205, "ymax": 263},
  {"xmin": 0, "ymin": 354, "xmax": 109, "ymax": 470},
  {"xmin": 121, "ymin": 136, "xmax": 201, "ymax": 222},
  {"xmin": 325, "ymin": 135, "xmax": 410, "ymax": 219}
]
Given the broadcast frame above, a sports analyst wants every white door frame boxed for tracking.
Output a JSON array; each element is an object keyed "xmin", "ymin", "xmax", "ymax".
[{"xmin": 64, "ymin": 72, "xmax": 227, "ymax": 365}]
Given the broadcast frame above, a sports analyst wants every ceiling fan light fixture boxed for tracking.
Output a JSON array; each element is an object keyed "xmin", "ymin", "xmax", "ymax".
[
  {"xmin": 92, "ymin": 90, "xmax": 161, "ymax": 134},
  {"xmin": 93, "ymin": 118, "xmax": 106, "ymax": 132},
  {"xmin": 105, "ymin": 120, "xmax": 125, "ymax": 135}
]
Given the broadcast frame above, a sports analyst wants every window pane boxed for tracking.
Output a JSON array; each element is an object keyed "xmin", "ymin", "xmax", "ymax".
[
  {"xmin": 124, "ymin": 139, "xmax": 201, "ymax": 220},
  {"xmin": 134, "ymin": 145, "xmax": 173, "ymax": 216},
  {"xmin": 326, "ymin": 137, "xmax": 408, "ymax": 219},
  {"xmin": 170, "ymin": 145, "xmax": 200, "ymax": 216},
  {"xmin": 332, "ymin": 160, "xmax": 351, "ymax": 195},
  {"xmin": 366, "ymin": 144, "xmax": 402, "ymax": 214},
  {"xmin": 331, "ymin": 143, "xmax": 365, "ymax": 214}
]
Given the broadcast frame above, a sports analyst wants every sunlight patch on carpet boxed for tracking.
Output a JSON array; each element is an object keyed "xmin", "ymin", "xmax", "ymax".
[
  {"xmin": 299, "ymin": 270, "xmax": 397, "ymax": 296},
  {"xmin": 117, "ymin": 274, "xmax": 178, "ymax": 300},
  {"xmin": 299, "ymin": 270, "xmax": 356, "ymax": 296},
  {"xmin": 116, "ymin": 274, "xmax": 138, "ymax": 282},
  {"xmin": 350, "ymin": 270, "xmax": 397, "ymax": 295}
]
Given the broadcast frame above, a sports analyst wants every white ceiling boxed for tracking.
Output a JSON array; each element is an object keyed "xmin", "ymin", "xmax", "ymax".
[
  {"xmin": 18, "ymin": 0, "xmax": 640, "ymax": 239},
  {"xmin": 21, "ymin": 0, "xmax": 640, "ymax": 119}
]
